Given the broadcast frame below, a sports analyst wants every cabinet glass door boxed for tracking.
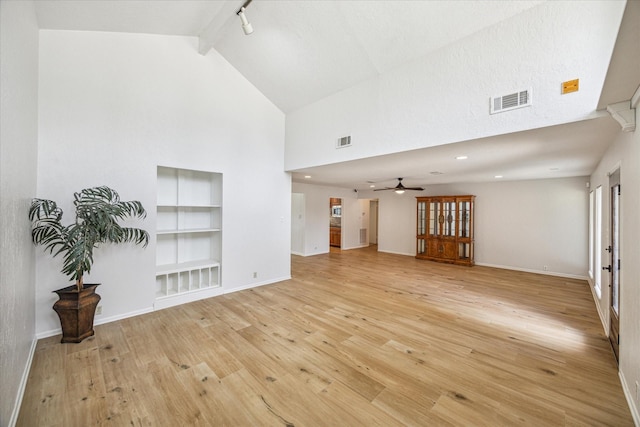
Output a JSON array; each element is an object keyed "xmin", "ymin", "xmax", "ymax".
[
  {"xmin": 458, "ymin": 242, "xmax": 472, "ymax": 260},
  {"xmin": 429, "ymin": 201, "xmax": 439, "ymax": 236},
  {"xmin": 458, "ymin": 200, "xmax": 471, "ymax": 238},
  {"xmin": 443, "ymin": 200, "xmax": 456, "ymax": 237},
  {"xmin": 417, "ymin": 201, "xmax": 426, "ymax": 235}
]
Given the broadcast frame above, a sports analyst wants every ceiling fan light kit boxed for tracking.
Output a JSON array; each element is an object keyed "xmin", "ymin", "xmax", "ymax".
[{"xmin": 374, "ymin": 178, "xmax": 424, "ymax": 194}]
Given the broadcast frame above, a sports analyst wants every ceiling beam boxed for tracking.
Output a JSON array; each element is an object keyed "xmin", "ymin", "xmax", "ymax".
[
  {"xmin": 597, "ymin": 0, "xmax": 640, "ymax": 110},
  {"xmin": 197, "ymin": 0, "xmax": 245, "ymax": 56}
]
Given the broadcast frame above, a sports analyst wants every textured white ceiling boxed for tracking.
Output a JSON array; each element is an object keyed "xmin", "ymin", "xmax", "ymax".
[
  {"xmin": 290, "ymin": 115, "xmax": 621, "ymax": 191},
  {"xmin": 34, "ymin": 0, "xmax": 545, "ymax": 113},
  {"xmin": 212, "ymin": 0, "xmax": 544, "ymax": 112},
  {"xmin": 32, "ymin": 0, "xmax": 639, "ymax": 189},
  {"xmin": 34, "ymin": 0, "xmax": 225, "ymax": 35}
]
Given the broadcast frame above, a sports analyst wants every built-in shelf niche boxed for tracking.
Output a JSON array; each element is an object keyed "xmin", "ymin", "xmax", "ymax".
[{"xmin": 155, "ymin": 166, "xmax": 222, "ymax": 305}]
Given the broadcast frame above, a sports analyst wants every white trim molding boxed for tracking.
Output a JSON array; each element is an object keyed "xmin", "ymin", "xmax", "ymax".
[
  {"xmin": 631, "ymin": 84, "xmax": 640, "ymax": 109},
  {"xmin": 619, "ymin": 371, "xmax": 640, "ymax": 426},
  {"xmin": 607, "ymin": 100, "xmax": 636, "ymax": 132},
  {"xmin": 8, "ymin": 339, "xmax": 38, "ymax": 427},
  {"xmin": 475, "ymin": 262, "xmax": 588, "ymax": 281}
]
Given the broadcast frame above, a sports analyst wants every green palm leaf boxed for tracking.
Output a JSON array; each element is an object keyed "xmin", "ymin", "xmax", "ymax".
[{"xmin": 29, "ymin": 186, "xmax": 149, "ymax": 290}]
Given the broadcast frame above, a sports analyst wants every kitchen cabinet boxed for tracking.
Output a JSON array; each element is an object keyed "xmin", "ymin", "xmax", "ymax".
[{"xmin": 330, "ymin": 227, "xmax": 341, "ymax": 247}]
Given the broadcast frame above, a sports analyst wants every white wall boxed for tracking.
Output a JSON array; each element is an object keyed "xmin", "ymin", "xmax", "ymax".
[
  {"xmin": 374, "ymin": 190, "xmax": 418, "ymax": 256},
  {"xmin": 590, "ymin": 109, "xmax": 640, "ymax": 422},
  {"xmin": 291, "ymin": 193, "xmax": 305, "ymax": 255},
  {"xmin": 0, "ymin": 1, "xmax": 39, "ymax": 425},
  {"xmin": 291, "ymin": 182, "xmax": 365, "ymax": 255},
  {"xmin": 36, "ymin": 30, "xmax": 290, "ymax": 336},
  {"xmin": 369, "ymin": 200, "xmax": 378, "ymax": 244},
  {"xmin": 285, "ymin": 1, "xmax": 625, "ymax": 172},
  {"xmin": 358, "ymin": 176, "xmax": 589, "ymax": 278}
]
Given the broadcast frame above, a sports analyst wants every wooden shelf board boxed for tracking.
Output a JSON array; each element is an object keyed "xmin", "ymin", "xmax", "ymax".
[
  {"xmin": 157, "ymin": 228, "xmax": 221, "ymax": 235},
  {"xmin": 156, "ymin": 260, "xmax": 221, "ymax": 275},
  {"xmin": 157, "ymin": 204, "xmax": 221, "ymax": 208}
]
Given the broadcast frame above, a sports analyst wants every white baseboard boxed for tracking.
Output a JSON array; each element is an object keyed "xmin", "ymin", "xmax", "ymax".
[
  {"xmin": 620, "ymin": 371, "xmax": 640, "ymax": 426},
  {"xmin": 154, "ymin": 286, "xmax": 224, "ymax": 311},
  {"xmin": 341, "ymin": 244, "xmax": 369, "ymax": 251},
  {"xmin": 475, "ymin": 262, "xmax": 588, "ymax": 281},
  {"xmin": 8, "ymin": 338, "xmax": 37, "ymax": 427},
  {"xmin": 35, "ymin": 306, "xmax": 156, "ymax": 339},
  {"xmin": 588, "ymin": 283, "xmax": 608, "ymax": 335},
  {"xmin": 295, "ymin": 250, "xmax": 329, "ymax": 257},
  {"xmin": 95, "ymin": 306, "xmax": 155, "ymax": 325},
  {"xmin": 377, "ymin": 249, "xmax": 414, "ymax": 256},
  {"xmin": 223, "ymin": 276, "xmax": 291, "ymax": 295},
  {"xmin": 35, "ymin": 327, "xmax": 61, "ymax": 341}
]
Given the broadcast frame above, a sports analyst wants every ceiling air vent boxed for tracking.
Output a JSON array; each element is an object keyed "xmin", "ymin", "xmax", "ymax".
[
  {"xmin": 490, "ymin": 89, "xmax": 531, "ymax": 114},
  {"xmin": 336, "ymin": 135, "xmax": 351, "ymax": 149}
]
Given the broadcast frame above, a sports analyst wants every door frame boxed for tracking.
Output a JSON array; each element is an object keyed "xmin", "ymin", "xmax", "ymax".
[{"xmin": 607, "ymin": 168, "xmax": 621, "ymax": 362}]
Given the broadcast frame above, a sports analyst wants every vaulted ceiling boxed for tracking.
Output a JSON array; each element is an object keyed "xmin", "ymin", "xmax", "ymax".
[{"xmin": 33, "ymin": 0, "xmax": 640, "ymax": 190}]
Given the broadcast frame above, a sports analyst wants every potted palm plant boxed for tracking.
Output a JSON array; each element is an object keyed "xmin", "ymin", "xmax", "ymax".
[{"xmin": 29, "ymin": 186, "xmax": 149, "ymax": 343}]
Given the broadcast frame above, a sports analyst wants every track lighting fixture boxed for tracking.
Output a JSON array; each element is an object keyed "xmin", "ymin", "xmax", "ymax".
[{"xmin": 237, "ymin": 0, "xmax": 254, "ymax": 35}]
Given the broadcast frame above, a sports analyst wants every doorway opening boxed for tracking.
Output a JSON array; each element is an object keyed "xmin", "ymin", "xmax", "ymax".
[
  {"xmin": 369, "ymin": 199, "xmax": 379, "ymax": 249},
  {"xmin": 329, "ymin": 198, "xmax": 342, "ymax": 249}
]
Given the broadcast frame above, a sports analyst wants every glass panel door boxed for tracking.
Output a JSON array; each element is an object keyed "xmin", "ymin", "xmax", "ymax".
[
  {"xmin": 429, "ymin": 201, "xmax": 439, "ymax": 236},
  {"xmin": 458, "ymin": 200, "xmax": 470, "ymax": 238},
  {"xmin": 608, "ymin": 169, "xmax": 621, "ymax": 363},
  {"xmin": 612, "ymin": 184, "xmax": 620, "ymax": 315},
  {"xmin": 443, "ymin": 200, "xmax": 455, "ymax": 237},
  {"xmin": 417, "ymin": 201, "xmax": 426, "ymax": 235},
  {"xmin": 458, "ymin": 243, "xmax": 469, "ymax": 260}
]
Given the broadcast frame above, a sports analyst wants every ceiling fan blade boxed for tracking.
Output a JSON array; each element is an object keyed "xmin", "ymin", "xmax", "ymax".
[{"xmin": 371, "ymin": 178, "xmax": 423, "ymax": 192}]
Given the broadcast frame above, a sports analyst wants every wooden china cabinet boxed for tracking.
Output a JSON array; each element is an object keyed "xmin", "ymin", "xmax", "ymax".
[{"xmin": 416, "ymin": 195, "xmax": 475, "ymax": 266}]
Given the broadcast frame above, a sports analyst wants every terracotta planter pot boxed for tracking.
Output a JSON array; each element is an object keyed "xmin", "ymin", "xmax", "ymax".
[{"xmin": 52, "ymin": 284, "xmax": 101, "ymax": 343}]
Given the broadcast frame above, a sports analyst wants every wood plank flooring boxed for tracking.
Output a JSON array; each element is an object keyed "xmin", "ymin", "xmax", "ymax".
[{"xmin": 18, "ymin": 246, "xmax": 634, "ymax": 426}]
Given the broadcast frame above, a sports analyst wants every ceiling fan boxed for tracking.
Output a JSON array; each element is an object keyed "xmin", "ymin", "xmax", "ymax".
[{"xmin": 373, "ymin": 178, "xmax": 424, "ymax": 194}]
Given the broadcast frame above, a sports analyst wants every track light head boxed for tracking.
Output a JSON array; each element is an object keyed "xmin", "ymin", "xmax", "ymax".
[{"xmin": 237, "ymin": 7, "xmax": 253, "ymax": 35}]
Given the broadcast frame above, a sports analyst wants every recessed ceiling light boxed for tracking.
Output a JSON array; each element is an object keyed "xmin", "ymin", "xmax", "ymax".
[
  {"xmin": 455, "ymin": 156, "xmax": 468, "ymax": 160},
  {"xmin": 304, "ymin": 175, "xmax": 311, "ymax": 179},
  {"xmin": 494, "ymin": 175, "xmax": 503, "ymax": 179},
  {"xmin": 369, "ymin": 184, "xmax": 375, "ymax": 188}
]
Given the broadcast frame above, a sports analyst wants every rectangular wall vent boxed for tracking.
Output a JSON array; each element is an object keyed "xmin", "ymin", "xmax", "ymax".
[
  {"xmin": 490, "ymin": 89, "xmax": 531, "ymax": 114},
  {"xmin": 336, "ymin": 135, "xmax": 352, "ymax": 149},
  {"xmin": 359, "ymin": 228, "xmax": 367, "ymax": 244}
]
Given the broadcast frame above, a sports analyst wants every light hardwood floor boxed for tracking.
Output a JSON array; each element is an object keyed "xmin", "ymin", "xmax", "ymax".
[{"xmin": 18, "ymin": 246, "xmax": 633, "ymax": 426}]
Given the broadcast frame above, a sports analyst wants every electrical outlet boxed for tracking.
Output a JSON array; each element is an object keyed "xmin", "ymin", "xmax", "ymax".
[
  {"xmin": 543, "ymin": 265, "xmax": 548, "ymax": 271},
  {"xmin": 253, "ymin": 272, "xmax": 257, "ymax": 279},
  {"xmin": 96, "ymin": 305, "xmax": 103, "ymax": 315}
]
